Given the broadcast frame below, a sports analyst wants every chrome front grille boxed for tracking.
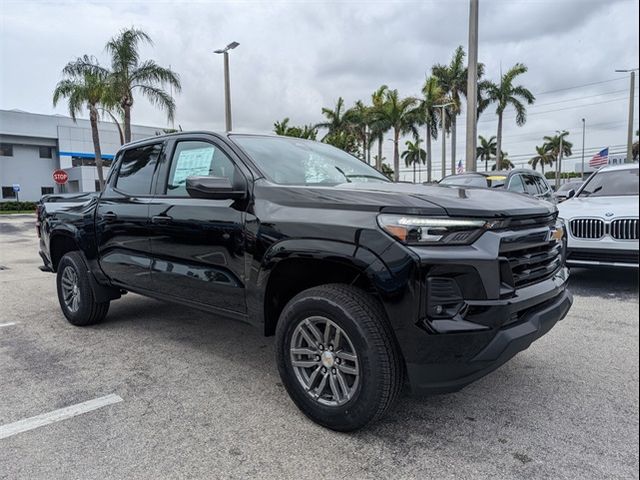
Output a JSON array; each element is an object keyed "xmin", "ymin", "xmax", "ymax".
[
  {"xmin": 570, "ymin": 219, "xmax": 605, "ymax": 239},
  {"xmin": 610, "ymin": 219, "xmax": 639, "ymax": 240}
]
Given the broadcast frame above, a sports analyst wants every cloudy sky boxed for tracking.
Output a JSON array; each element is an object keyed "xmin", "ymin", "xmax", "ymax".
[{"xmin": 1, "ymin": 0, "xmax": 638, "ymax": 180}]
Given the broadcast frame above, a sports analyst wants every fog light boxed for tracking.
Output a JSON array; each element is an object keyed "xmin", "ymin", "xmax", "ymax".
[{"xmin": 435, "ymin": 305, "xmax": 444, "ymax": 314}]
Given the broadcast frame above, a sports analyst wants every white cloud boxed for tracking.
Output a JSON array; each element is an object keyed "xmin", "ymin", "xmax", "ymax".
[{"xmin": 1, "ymin": 0, "xmax": 638, "ymax": 179}]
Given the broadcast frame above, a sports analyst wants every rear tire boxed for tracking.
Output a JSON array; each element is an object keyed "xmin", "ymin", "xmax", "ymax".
[
  {"xmin": 56, "ymin": 252, "xmax": 109, "ymax": 326},
  {"xmin": 275, "ymin": 284, "xmax": 403, "ymax": 431}
]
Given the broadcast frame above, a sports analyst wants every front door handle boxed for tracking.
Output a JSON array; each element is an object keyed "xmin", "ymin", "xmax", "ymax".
[
  {"xmin": 151, "ymin": 215, "xmax": 173, "ymax": 225},
  {"xmin": 102, "ymin": 212, "xmax": 118, "ymax": 222}
]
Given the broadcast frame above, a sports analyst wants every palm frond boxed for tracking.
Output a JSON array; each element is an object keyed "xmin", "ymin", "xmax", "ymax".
[{"xmin": 137, "ymin": 84, "xmax": 176, "ymax": 121}]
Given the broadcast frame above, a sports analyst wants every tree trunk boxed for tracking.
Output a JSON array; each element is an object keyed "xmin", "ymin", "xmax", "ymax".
[
  {"xmin": 393, "ymin": 128, "xmax": 400, "ymax": 182},
  {"xmin": 123, "ymin": 101, "xmax": 132, "ymax": 143},
  {"xmin": 413, "ymin": 160, "xmax": 416, "ymax": 183},
  {"xmin": 376, "ymin": 135, "xmax": 383, "ymax": 171},
  {"xmin": 103, "ymin": 109, "xmax": 124, "ymax": 145},
  {"xmin": 89, "ymin": 106, "xmax": 105, "ymax": 192},
  {"xmin": 426, "ymin": 123, "xmax": 432, "ymax": 183},
  {"xmin": 451, "ymin": 115, "xmax": 456, "ymax": 175},
  {"xmin": 495, "ymin": 112, "xmax": 503, "ymax": 170},
  {"xmin": 485, "ymin": 156, "xmax": 488, "ymax": 172},
  {"xmin": 541, "ymin": 162, "xmax": 545, "ymax": 174}
]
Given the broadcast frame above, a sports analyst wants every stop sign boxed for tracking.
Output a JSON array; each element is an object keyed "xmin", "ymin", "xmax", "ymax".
[{"xmin": 53, "ymin": 169, "xmax": 69, "ymax": 185}]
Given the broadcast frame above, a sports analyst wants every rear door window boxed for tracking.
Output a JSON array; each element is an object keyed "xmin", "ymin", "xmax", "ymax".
[{"xmin": 116, "ymin": 144, "xmax": 162, "ymax": 195}]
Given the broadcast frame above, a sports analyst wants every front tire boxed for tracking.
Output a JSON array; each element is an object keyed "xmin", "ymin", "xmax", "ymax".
[
  {"xmin": 275, "ymin": 284, "xmax": 403, "ymax": 431},
  {"xmin": 56, "ymin": 252, "xmax": 109, "ymax": 326}
]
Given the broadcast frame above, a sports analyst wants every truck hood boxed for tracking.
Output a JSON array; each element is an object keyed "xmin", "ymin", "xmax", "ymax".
[
  {"xmin": 557, "ymin": 195, "xmax": 639, "ymax": 220},
  {"xmin": 257, "ymin": 180, "xmax": 555, "ymax": 218}
]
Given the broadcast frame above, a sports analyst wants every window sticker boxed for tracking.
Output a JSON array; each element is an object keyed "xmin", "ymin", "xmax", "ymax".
[{"xmin": 171, "ymin": 146, "xmax": 214, "ymax": 186}]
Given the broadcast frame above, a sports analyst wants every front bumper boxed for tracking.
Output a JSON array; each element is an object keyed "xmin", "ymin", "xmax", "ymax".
[
  {"xmin": 406, "ymin": 274, "xmax": 573, "ymax": 395},
  {"xmin": 566, "ymin": 227, "xmax": 639, "ymax": 268},
  {"xmin": 566, "ymin": 247, "xmax": 639, "ymax": 268},
  {"xmin": 404, "ymin": 268, "xmax": 572, "ymax": 395}
]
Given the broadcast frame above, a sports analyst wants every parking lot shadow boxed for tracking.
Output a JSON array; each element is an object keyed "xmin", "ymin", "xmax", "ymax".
[{"xmin": 568, "ymin": 267, "xmax": 639, "ymax": 300}]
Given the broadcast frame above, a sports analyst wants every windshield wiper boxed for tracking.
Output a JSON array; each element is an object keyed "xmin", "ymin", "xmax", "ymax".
[
  {"xmin": 335, "ymin": 166, "xmax": 351, "ymax": 183},
  {"xmin": 346, "ymin": 174, "xmax": 387, "ymax": 181}
]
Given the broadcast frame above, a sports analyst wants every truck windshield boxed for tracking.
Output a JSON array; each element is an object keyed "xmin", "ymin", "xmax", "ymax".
[
  {"xmin": 232, "ymin": 135, "xmax": 389, "ymax": 185},
  {"xmin": 578, "ymin": 168, "xmax": 639, "ymax": 197}
]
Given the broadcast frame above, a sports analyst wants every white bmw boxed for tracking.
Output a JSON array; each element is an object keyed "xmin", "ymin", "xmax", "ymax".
[{"xmin": 557, "ymin": 163, "xmax": 639, "ymax": 268}]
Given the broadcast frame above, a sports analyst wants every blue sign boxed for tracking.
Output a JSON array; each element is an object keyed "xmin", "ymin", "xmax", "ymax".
[{"xmin": 12, "ymin": 184, "xmax": 20, "ymax": 192}]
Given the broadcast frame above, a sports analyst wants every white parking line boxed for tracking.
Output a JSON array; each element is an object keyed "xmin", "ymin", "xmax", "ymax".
[
  {"xmin": 0, "ymin": 322, "xmax": 18, "ymax": 328},
  {"xmin": 0, "ymin": 394, "xmax": 123, "ymax": 440}
]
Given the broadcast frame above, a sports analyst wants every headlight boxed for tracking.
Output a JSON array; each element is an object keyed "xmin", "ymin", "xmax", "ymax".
[{"xmin": 377, "ymin": 214, "xmax": 498, "ymax": 245}]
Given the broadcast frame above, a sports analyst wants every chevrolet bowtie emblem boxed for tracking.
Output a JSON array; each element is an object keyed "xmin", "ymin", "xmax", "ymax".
[{"xmin": 548, "ymin": 227, "xmax": 564, "ymax": 242}]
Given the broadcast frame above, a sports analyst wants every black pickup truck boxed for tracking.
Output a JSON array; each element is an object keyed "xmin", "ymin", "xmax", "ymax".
[{"xmin": 38, "ymin": 132, "xmax": 572, "ymax": 431}]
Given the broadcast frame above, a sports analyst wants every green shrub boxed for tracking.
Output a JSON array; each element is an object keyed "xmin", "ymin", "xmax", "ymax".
[
  {"xmin": 544, "ymin": 171, "xmax": 582, "ymax": 180},
  {"xmin": 0, "ymin": 201, "xmax": 38, "ymax": 212}
]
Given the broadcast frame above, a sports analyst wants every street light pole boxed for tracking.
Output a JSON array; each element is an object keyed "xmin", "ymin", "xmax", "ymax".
[
  {"xmin": 465, "ymin": 0, "xmax": 479, "ymax": 173},
  {"xmin": 581, "ymin": 118, "xmax": 585, "ymax": 180},
  {"xmin": 214, "ymin": 41, "xmax": 240, "ymax": 132},
  {"xmin": 615, "ymin": 69, "xmax": 638, "ymax": 162},
  {"xmin": 556, "ymin": 130, "xmax": 564, "ymax": 189}
]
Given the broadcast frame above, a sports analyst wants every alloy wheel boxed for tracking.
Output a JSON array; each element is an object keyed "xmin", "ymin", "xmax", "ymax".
[
  {"xmin": 60, "ymin": 266, "xmax": 80, "ymax": 313},
  {"xmin": 290, "ymin": 316, "xmax": 360, "ymax": 406}
]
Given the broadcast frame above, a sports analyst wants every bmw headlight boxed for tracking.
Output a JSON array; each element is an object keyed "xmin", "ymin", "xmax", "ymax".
[{"xmin": 377, "ymin": 214, "xmax": 501, "ymax": 246}]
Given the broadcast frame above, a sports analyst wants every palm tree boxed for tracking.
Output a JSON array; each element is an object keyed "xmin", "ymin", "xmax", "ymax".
[
  {"xmin": 529, "ymin": 145, "xmax": 555, "ymax": 173},
  {"xmin": 432, "ymin": 46, "xmax": 467, "ymax": 174},
  {"xmin": 323, "ymin": 130, "xmax": 358, "ymax": 155},
  {"xmin": 370, "ymin": 89, "xmax": 418, "ymax": 181},
  {"xmin": 104, "ymin": 28, "xmax": 181, "ymax": 143},
  {"xmin": 476, "ymin": 135, "xmax": 496, "ymax": 171},
  {"xmin": 432, "ymin": 46, "xmax": 486, "ymax": 173},
  {"xmin": 419, "ymin": 76, "xmax": 443, "ymax": 182},
  {"xmin": 273, "ymin": 118, "xmax": 291, "ymax": 135},
  {"xmin": 274, "ymin": 118, "xmax": 318, "ymax": 140},
  {"xmin": 316, "ymin": 97, "xmax": 352, "ymax": 140},
  {"xmin": 484, "ymin": 63, "xmax": 535, "ymax": 170},
  {"xmin": 346, "ymin": 100, "xmax": 372, "ymax": 162},
  {"xmin": 53, "ymin": 55, "xmax": 112, "ymax": 190},
  {"xmin": 370, "ymin": 85, "xmax": 390, "ymax": 171},
  {"xmin": 543, "ymin": 131, "xmax": 573, "ymax": 173},
  {"xmin": 401, "ymin": 139, "xmax": 427, "ymax": 183},
  {"xmin": 380, "ymin": 163, "xmax": 394, "ymax": 180},
  {"xmin": 491, "ymin": 151, "xmax": 514, "ymax": 170}
]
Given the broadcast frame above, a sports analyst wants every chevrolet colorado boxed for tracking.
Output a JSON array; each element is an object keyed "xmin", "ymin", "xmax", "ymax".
[{"xmin": 37, "ymin": 132, "xmax": 572, "ymax": 431}]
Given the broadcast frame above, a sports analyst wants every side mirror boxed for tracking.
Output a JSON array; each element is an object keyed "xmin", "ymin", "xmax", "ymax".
[
  {"xmin": 567, "ymin": 189, "xmax": 576, "ymax": 199},
  {"xmin": 186, "ymin": 176, "xmax": 246, "ymax": 200}
]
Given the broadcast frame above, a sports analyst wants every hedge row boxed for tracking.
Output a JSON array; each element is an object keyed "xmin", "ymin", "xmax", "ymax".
[
  {"xmin": 544, "ymin": 171, "xmax": 583, "ymax": 180},
  {"xmin": 0, "ymin": 201, "xmax": 38, "ymax": 212}
]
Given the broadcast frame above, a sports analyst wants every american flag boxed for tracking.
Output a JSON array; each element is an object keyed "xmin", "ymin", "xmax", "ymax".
[
  {"xmin": 589, "ymin": 147, "xmax": 609, "ymax": 168},
  {"xmin": 456, "ymin": 160, "xmax": 464, "ymax": 174}
]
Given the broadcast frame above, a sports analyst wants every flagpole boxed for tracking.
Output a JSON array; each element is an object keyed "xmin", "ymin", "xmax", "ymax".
[{"xmin": 581, "ymin": 118, "xmax": 585, "ymax": 180}]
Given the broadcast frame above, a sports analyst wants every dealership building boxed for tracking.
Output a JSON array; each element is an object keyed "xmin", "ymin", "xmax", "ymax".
[{"xmin": 0, "ymin": 109, "xmax": 162, "ymax": 201}]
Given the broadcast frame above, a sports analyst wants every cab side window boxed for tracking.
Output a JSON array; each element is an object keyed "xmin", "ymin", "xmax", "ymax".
[
  {"xmin": 522, "ymin": 175, "xmax": 540, "ymax": 195},
  {"xmin": 534, "ymin": 175, "xmax": 550, "ymax": 194},
  {"xmin": 507, "ymin": 174, "xmax": 526, "ymax": 193},
  {"xmin": 116, "ymin": 143, "xmax": 162, "ymax": 195},
  {"xmin": 166, "ymin": 141, "xmax": 238, "ymax": 196}
]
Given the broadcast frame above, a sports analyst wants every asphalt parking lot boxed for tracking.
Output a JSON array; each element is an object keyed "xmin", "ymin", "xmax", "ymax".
[{"xmin": 1, "ymin": 214, "xmax": 638, "ymax": 480}]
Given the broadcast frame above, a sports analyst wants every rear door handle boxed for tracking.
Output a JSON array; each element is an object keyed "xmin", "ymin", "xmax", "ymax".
[
  {"xmin": 151, "ymin": 215, "xmax": 173, "ymax": 225},
  {"xmin": 102, "ymin": 212, "xmax": 118, "ymax": 222}
]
